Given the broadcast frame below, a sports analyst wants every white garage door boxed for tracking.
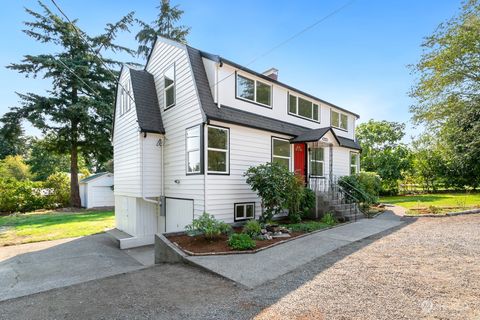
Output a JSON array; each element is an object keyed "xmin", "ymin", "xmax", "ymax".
[
  {"xmin": 165, "ymin": 198, "xmax": 193, "ymax": 232},
  {"xmin": 90, "ymin": 186, "xmax": 115, "ymax": 208}
]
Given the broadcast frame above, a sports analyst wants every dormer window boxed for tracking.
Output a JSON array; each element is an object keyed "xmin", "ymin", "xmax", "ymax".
[
  {"xmin": 236, "ymin": 73, "xmax": 272, "ymax": 107},
  {"xmin": 331, "ymin": 109, "xmax": 348, "ymax": 130},
  {"xmin": 164, "ymin": 64, "xmax": 175, "ymax": 109},
  {"xmin": 288, "ymin": 93, "xmax": 319, "ymax": 122}
]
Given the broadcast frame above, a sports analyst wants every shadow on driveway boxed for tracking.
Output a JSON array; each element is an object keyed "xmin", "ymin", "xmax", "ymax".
[{"xmin": 0, "ymin": 233, "xmax": 145, "ymax": 302}]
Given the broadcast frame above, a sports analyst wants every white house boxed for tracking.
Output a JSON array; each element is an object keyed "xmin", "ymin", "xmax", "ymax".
[
  {"xmin": 79, "ymin": 172, "xmax": 115, "ymax": 208},
  {"xmin": 112, "ymin": 37, "xmax": 361, "ymax": 248}
]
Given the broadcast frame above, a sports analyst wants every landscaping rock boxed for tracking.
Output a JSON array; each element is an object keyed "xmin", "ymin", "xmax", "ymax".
[{"xmin": 272, "ymin": 233, "xmax": 291, "ymax": 239}]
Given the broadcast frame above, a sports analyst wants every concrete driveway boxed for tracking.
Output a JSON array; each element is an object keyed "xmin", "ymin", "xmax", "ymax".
[{"xmin": 0, "ymin": 233, "xmax": 147, "ymax": 301}]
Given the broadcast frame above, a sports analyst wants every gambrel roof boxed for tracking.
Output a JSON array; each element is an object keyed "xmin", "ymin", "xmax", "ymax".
[{"xmin": 129, "ymin": 68, "xmax": 165, "ymax": 134}]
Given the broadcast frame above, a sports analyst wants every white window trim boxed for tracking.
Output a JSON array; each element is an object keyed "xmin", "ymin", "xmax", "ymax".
[
  {"xmin": 120, "ymin": 82, "xmax": 132, "ymax": 116},
  {"xmin": 288, "ymin": 92, "xmax": 320, "ymax": 123},
  {"xmin": 234, "ymin": 203, "xmax": 255, "ymax": 221},
  {"xmin": 164, "ymin": 63, "xmax": 176, "ymax": 110},
  {"xmin": 309, "ymin": 147, "xmax": 325, "ymax": 178},
  {"xmin": 186, "ymin": 125, "xmax": 202, "ymax": 174},
  {"xmin": 272, "ymin": 137, "xmax": 292, "ymax": 170},
  {"xmin": 350, "ymin": 152, "xmax": 359, "ymax": 175},
  {"xmin": 207, "ymin": 125, "xmax": 230, "ymax": 174},
  {"xmin": 236, "ymin": 73, "xmax": 273, "ymax": 108},
  {"xmin": 331, "ymin": 109, "xmax": 348, "ymax": 131}
]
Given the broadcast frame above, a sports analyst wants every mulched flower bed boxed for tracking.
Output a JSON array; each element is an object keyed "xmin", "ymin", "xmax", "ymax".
[{"xmin": 167, "ymin": 230, "xmax": 304, "ymax": 254}]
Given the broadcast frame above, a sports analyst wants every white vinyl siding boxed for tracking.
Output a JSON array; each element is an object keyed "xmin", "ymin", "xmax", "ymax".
[
  {"xmin": 146, "ymin": 39, "xmax": 205, "ymax": 217},
  {"xmin": 205, "ymin": 121, "xmax": 291, "ymax": 222},
  {"xmin": 113, "ymin": 69, "xmax": 141, "ymax": 196}
]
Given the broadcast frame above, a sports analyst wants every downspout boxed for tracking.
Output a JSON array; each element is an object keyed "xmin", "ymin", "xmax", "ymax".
[{"xmin": 140, "ymin": 132, "xmax": 161, "ymax": 206}]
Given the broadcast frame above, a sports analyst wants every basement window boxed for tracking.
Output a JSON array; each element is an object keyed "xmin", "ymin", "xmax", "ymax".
[
  {"xmin": 164, "ymin": 64, "xmax": 175, "ymax": 109},
  {"xmin": 234, "ymin": 203, "xmax": 255, "ymax": 221}
]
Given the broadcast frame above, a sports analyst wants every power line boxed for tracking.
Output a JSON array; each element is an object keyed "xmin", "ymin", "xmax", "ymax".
[
  {"xmin": 50, "ymin": 0, "xmax": 136, "ymax": 103},
  {"xmin": 57, "ymin": 58, "xmax": 100, "ymax": 96},
  {"xmin": 210, "ymin": 0, "xmax": 356, "ymax": 90}
]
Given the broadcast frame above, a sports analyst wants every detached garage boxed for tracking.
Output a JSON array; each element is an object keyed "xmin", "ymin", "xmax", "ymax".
[{"xmin": 80, "ymin": 172, "xmax": 115, "ymax": 209}]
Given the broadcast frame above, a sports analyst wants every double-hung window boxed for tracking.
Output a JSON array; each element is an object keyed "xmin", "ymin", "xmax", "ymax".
[
  {"xmin": 120, "ymin": 82, "xmax": 132, "ymax": 116},
  {"xmin": 350, "ymin": 152, "xmax": 359, "ymax": 175},
  {"xmin": 272, "ymin": 138, "xmax": 291, "ymax": 169},
  {"xmin": 207, "ymin": 126, "xmax": 229, "ymax": 174},
  {"xmin": 186, "ymin": 125, "xmax": 202, "ymax": 174},
  {"xmin": 310, "ymin": 147, "xmax": 324, "ymax": 177},
  {"xmin": 331, "ymin": 110, "xmax": 348, "ymax": 130},
  {"xmin": 288, "ymin": 93, "xmax": 319, "ymax": 122},
  {"xmin": 236, "ymin": 73, "xmax": 272, "ymax": 107},
  {"xmin": 164, "ymin": 64, "xmax": 175, "ymax": 109},
  {"xmin": 235, "ymin": 203, "xmax": 255, "ymax": 221}
]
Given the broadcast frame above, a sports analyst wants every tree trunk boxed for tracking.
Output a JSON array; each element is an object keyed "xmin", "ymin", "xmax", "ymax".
[{"xmin": 70, "ymin": 142, "xmax": 81, "ymax": 207}]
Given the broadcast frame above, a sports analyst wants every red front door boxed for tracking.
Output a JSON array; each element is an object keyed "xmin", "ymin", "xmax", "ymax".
[{"xmin": 293, "ymin": 143, "xmax": 306, "ymax": 183}]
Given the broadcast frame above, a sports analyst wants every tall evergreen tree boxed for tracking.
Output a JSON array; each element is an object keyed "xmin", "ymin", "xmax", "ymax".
[
  {"xmin": 7, "ymin": 2, "xmax": 135, "ymax": 206},
  {"xmin": 0, "ymin": 112, "xmax": 28, "ymax": 159},
  {"xmin": 136, "ymin": 0, "xmax": 190, "ymax": 58}
]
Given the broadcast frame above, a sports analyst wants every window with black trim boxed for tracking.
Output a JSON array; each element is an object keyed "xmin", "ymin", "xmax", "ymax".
[
  {"xmin": 207, "ymin": 126, "xmax": 229, "ymax": 174},
  {"xmin": 310, "ymin": 147, "xmax": 324, "ymax": 177},
  {"xmin": 350, "ymin": 152, "xmax": 359, "ymax": 175},
  {"xmin": 272, "ymin": 138, "xmax": 291, "ymax": 169},
  {"xmin": 235, "ymin": 203, "xmax": 255, "ymax": 221},
  {"xmin": 236, "ymin": 73, "xmax": 272, "ymax": 107},
  {"xmin": 288, "ymin": 93, "xmax": 319, "ymax": 122},
  {"xmin": 164, "ymin": 64, "xmax": 175, "ymax": 109},
  {"xmin": 331, "ymin": 109, "xmax": 348, "ymax": 130},
  {"xmin": 186, "ymin": 125, "xmax": 202, "ymax": 174}
]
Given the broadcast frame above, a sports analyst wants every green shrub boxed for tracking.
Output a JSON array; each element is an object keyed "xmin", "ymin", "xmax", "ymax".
[
  {"xmin": 244, "ymin": 162, "xmax": 295, "ymax": 222},
  {"xmin": 44, "ymin": 172, "xmax": 70, "ymax": 207},
  {"xmin": 339, "ymin": 172, "xmax": 381, "ymax": 205},
  {"xmin": 282, "ymin": 221, "xmax": 329, "ymax": 233},
  {"xmin": 227, "ymin": 233, "xmax": 256, "ymax": 250},
  {"xmin": 243, "ymin": 219, "xmax": 262, "ymax": 237},
  {"xmin": 0, "ymin": 178, "xmax": 48, "ymax": 213},
  {"xmin": 320, "ymin": 212, "xmax": 337, "ymax": 226},
  {"xmin": 185, "ymin": 212, "xmax": 232, "ymax": 240},
  {"xmin": 300, "ymin": 188, "xmax": 316, "ymax": 215},
  {"xmin": 428, "ymin": 205, "xmax": 440, "ymax": 214}
]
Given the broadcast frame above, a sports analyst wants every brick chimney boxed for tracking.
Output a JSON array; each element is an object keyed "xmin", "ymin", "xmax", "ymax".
[{"xmin": 262, "ymin": 68, "xmax": 278, "ymax": 81}]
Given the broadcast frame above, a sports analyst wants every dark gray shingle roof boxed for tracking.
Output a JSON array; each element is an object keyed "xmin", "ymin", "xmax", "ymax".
[
  {"xmin": 290, "ymin": 127, "xmax": 334, "ymax": 143},
  {"xmin": 338, "ymin": 136, "xmax": 362, "ymax": 150},
  {"xmin": 129, "ymin": 69, "xmax": 165, "ymax": 134}
]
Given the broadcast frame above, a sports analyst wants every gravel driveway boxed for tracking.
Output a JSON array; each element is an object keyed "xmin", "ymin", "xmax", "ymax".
[{"xmin": 0, "ymin": 213, "xmax": 479, "ymax": 320}]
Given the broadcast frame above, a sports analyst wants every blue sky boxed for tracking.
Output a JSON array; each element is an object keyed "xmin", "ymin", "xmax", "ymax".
[{"xmin": 1, "ymin": 0, "xmax": 461, "ymax": 139}]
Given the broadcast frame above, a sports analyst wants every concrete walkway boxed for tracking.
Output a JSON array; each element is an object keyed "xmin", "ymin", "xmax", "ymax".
[
  {"xmin": 0, "ymin": 233, "xmax": 149, "ymax": 302},
  {"xmin": 187, "ymin": 211, "xmax": 405, "ymax": 288}
]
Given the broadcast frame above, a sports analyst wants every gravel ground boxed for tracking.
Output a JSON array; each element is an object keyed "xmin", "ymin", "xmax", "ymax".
[{"xmin": 0, "ymin": 213, "xmax": 479, "ymax": 320}]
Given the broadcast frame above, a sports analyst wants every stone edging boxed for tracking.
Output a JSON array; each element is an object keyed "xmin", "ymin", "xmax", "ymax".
[
  {"xmin": 404, "ymin": 208, "xmax": 480, "ymax": 218},
  {"xmin": 157, "ymin": 220, "xmax": 354, "ymax": 258}
]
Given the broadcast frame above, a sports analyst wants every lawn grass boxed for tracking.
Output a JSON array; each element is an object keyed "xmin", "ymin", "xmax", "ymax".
[
  {"xmin": 0, "ymin": 210, "xmax": 114, "ymax": 246},
  {"xmin": 380, "ymin": 193, "xmax": 480, "ymax": 210}
]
